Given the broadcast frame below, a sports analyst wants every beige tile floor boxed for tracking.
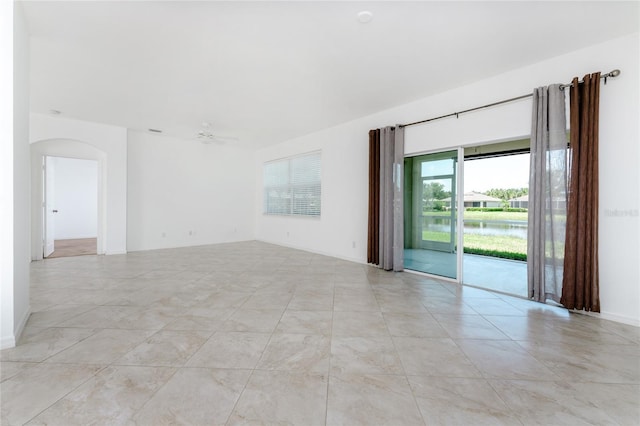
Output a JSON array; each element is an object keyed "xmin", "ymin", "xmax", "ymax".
[{"xmin": 1, "ymin": 241, "xmax": 639, "ymax": 425}]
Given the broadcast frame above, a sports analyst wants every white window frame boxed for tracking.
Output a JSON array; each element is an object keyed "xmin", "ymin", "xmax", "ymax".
[{"xmin": 263, "ymin": 151, "xmax": 321, "ymax": 217}]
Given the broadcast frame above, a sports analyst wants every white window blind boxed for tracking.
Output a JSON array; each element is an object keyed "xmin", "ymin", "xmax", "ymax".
[{"xmin": 264, "ymin": 151, "xmax": 321, "ymax": 217}]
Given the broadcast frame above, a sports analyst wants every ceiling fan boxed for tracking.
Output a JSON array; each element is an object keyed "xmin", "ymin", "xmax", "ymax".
[{"xmin": 195, "ymin": 122, "xmax": 239, "ymax": 145}]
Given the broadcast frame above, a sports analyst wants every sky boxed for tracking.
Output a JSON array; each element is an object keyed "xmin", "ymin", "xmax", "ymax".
[{"xmin": 464, "ymin": 153, "xmax": 530, "ymax": 193}]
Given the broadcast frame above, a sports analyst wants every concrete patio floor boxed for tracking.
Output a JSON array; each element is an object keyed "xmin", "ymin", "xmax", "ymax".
[{"xmin": 404, "ymin": 249, "xmax": 527, "ymax": 298}]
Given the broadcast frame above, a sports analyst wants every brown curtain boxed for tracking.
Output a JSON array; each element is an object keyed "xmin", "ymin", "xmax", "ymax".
[
  {"xmin": 367, "ymin": 127, "xmax": 404, "ymax": 270},
  {"xmin": 561, "ymin": 73, "xmax": 601, "ymax": 312},
  {"xmin": 367, "ymin": 129, "xmax": 380, "ymax": 264}
]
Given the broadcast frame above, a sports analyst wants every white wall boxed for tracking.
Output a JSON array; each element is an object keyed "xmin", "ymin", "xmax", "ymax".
[
  {"xmin": 256, "ymin": 33, "xmax": 640, "ymax": 325},
  {"xmin": 13, "ymin": 2, "xmax": 31, "ymax": 346},
  {"xmin": 255, "ymin": 125, "xmax": 369, "ymax": 263},
  {"xmin": 51, "ymin": 157, "xmax": 98, "ymax": 240},
  {"xmin": 0, "ymin": 0, "xmax": 13, "ymax": 350},
  {"xmin": 127, "ymin": 130, "xmax": 255, "ymax": 251},
  {"xmin": 1, "ymin": 2, "xmax": 31, "ymax": 349},
  {"xmin": 30, "ymin": 114, "xmax": 127, "ymax": 255}
]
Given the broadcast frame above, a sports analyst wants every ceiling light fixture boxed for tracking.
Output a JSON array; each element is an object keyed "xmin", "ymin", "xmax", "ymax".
[
  {"xmin": 148, "ymin": 128, "xmax": 162, "ymax": 133},
  {"xmin": 357, "ymin": 11, "xmax": 373, "ymax": 24},
  {"xmin": 49, "ymin": 109, "xmax": 61, "ymax": 115}
]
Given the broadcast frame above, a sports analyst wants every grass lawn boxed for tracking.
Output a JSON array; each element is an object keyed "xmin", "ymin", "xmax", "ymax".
[
  {"xmin": 463, "ymin": 233, "xmax": 527, "ymax": 254},
  {"xmin": 422, "ymin": 231, "xmax": 527, "ymax": 255},
  {"xmin": 421, "ymin": 210, "xmax": 528, "ymax": 260}
]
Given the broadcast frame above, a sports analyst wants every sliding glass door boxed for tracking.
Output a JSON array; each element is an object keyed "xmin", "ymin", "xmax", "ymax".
[
  {"xmin": 404, "ymin": 150, "xmax": 459, "ymax": 279},
  {"xmin": 403, "ymin": 140, "xmax": 530, "ymax": 296}
]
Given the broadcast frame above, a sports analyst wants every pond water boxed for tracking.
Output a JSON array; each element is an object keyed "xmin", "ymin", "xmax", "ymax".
[{"xmin": 424, "ymin": 218, "xmax": 528, "ymax": 239}]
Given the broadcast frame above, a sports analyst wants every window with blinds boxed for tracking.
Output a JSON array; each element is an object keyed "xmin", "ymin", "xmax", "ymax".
[{"xmin": 264, "ymin": 151, "xmax": 321, "ymax": 217}]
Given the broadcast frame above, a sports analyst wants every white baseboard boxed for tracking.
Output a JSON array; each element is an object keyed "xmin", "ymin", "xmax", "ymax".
[
  {"xmin": 256, "ymin": 238, "xmax": 366, "ymax": 265},
  {"xmin": 14, "ymin": 305, "xmax": 31, "ymax": 342},
  {"xmin": 105, "ymin": 250, "xmax": 127, "ymax": 255},
  {"xmin": 582, "ymin": 310, "xmax": 640, "ymax": 327},
  {"xmin": 1, "ymin": 335, "xmax": 16, "ymax": 350},
  {"xmin": 0, "ymin": 306, "xmax": 31, "ymax": 350}
]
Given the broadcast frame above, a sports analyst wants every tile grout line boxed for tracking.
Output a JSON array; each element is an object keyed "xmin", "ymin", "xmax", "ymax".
[
  {"xmin": 324, "ymin": 274, "xmax": 338, "ymax": 426},
  {"xmin": 22, "ymin": 362, "xmax": 111, "ymax": 424},
  {"xmin": 379, "ymin": 288, "xmax": 428, "ymax": 426},
  {"xmin": 222, "ymin": 271, "xmax": 291, "ymax": 425}
]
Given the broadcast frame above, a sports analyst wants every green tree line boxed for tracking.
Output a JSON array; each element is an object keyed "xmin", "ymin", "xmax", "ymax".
[
  {"xmin": 422, "ymin": 183, "xmax": 529, "ymax": 211},
  {"xmin": 484, "ymin": 187, "xmax": 528, "ymax": 202},
  {"xmin": 422, "ymin": 184, "xmax": 528, "ymax": 203}
]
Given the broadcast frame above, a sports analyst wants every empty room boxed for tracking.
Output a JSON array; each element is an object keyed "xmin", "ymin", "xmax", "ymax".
[{"xmin": 1, "ymin": 1, "xmax": 639, "ymax": 425}]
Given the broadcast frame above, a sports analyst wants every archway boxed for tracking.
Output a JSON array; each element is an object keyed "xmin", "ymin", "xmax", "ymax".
[{"xmin": 30, "ymin": 139, "xmax": 107, "ymax": 260}]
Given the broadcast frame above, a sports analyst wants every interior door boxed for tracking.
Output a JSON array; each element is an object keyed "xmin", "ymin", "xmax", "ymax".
[{"xmin": 43, "ymin": 156, "xmax": 56, "ymax": 257}]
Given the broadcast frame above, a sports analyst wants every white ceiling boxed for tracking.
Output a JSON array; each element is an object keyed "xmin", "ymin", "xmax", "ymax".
[{"xmin": 23, "ymin": 1, "xmax": 639, "ymax": 149}]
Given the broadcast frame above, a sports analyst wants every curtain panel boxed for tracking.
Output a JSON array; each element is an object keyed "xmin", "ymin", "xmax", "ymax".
[
  {"xmin": 527, "ymin": 84, "xmax": 567, "ymax": 303},
  {"xmin": 561, "ymin": 73, "xmax": 601, "ymax": 312},
  {"xmin": 367, "ymin": 126, "xmax": 404, "ymax": 271},
  {"xmin": 367, "ymin": 129, "xmax": 381, "ymax": 264}
]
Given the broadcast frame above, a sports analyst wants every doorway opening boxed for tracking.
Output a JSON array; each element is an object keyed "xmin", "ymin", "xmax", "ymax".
[
  {"xmin": 462, "ymin": 141, "xmax": 530, "ymax": 297},
  {"xmin": 43, "ymin": 156, "xmax": 99, "ymax": 259},
  {"xmin": 403, "ymin": 139, "xmax": 530, "ymax": 297}
]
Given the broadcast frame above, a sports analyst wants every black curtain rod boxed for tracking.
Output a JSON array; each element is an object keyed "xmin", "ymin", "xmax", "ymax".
[{"xmin": 399, "ymin": 69, "xmax": 620, "ymax": 129}]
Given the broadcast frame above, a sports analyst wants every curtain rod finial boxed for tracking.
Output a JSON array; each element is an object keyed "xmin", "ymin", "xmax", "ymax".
[{"xmin": 609, "ymin": 69, "xmax": 621, "ymax": 78}]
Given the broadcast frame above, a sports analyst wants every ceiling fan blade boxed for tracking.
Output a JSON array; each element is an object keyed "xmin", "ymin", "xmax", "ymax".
[{"xmin": 195, "ymin": 131, "xmax": 239, "ymax": 145}]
